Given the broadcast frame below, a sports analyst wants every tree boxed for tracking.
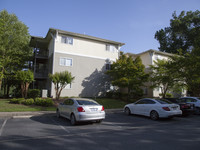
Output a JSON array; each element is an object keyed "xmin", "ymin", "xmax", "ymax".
[
  {"xmin": 106, "ymin": 52, "xmax": 149, "ymax": 100},
  {"xmin": 170, "ymin": 51, "xmax": 200, "ymax": 96},
  {"xmin": 0, "ymin": 10, "xmax": 32, "ymax": 96},
  {"xmin": 155, "ymin": 10, "xmax": 200, "ymax": 96},
  {"xmin": 155, "ymin": 10, "xmax": 200, "ymax": 55},
  {"xmin": 150, "ymin": 59, "xmax": 184, "ymax": 98},
  {"xmin": 15, "ymin": 70, "xmax": 34, "ymax": 98},
  {"xmin": 49, "ymin": 71, "xmax": 75, "ymax": 100}
]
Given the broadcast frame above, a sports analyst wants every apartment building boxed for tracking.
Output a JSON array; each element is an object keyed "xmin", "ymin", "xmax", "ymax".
[
  {"xmin": 30, "ymin": 28, "xmax": 124, "ymax": 98},
  {"xmin": 127, "ymin": 49, "xmax": 186, "ymax": 98}
]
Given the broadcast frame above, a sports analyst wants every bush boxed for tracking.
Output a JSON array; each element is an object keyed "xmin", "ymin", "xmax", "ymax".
[
  {"xmin": 21, "ymin": 98, "xmax": 34, "ymax": 105},
  {"xmin": 10, "ymin": 98, "xmax": 25, "ymax": 104},
  {"xmin": 28, "ymin": 89, "xmax": 40, "ymax": 99},
  {"xmin": 35, "ymin": 98, "xmax": 53, "ymax": 107}
]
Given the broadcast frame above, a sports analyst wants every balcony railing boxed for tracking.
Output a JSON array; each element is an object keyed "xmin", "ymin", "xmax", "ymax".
[{"xmin": 34, "ymin": 69, "xmax": 48, "ymax": 78}]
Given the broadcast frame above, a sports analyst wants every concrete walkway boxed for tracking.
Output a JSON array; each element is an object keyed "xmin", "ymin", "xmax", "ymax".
[{"xmin": 0, "ymin": 109, "xmax": 123, "ymax": 119}]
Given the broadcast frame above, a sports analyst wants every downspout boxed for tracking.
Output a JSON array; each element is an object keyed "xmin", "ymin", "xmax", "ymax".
[{"xmin": 50, "ymin": 30, "xmax": 58, "ymax": 98}]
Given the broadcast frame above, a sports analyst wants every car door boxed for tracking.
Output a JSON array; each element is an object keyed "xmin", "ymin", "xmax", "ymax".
[
  {"xmin": 133, "ymin": 99, "xmax": 146, "ymax": 115},
  {"xmin": 62, "ymin": 99, "xmax": 70, "ymax": 118},
  {"xmin": 142, "ymin": 99, "xmax": 156, "ymax": 116}
]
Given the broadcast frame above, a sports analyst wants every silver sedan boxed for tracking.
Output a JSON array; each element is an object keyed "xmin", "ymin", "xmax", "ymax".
[{"xmin": 56, "ymin": 98, "xmax": 105, "ymax": 125}]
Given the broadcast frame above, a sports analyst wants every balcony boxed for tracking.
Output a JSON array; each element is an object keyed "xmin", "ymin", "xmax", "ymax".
[
  {"xmin": 34, "ymin": 69, "xmax": 48, "ymax": 79},
  {"xmin": 34, "ymin": 48, "xmax": 49, "ymax": 59}
]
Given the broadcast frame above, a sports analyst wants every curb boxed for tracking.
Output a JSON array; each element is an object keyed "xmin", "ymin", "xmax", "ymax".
[{"xmin": 0, "ymin": 109, "xmax": 123, "ymax": 119}]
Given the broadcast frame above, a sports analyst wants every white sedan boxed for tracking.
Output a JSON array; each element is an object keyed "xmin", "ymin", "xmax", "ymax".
[
  {"xmin": 124, "ymin": 98, "xmax": 182, "ymax": 120},
  {"xmin": 57, "ymin": 98, "xmax": 105, "ymax": 125}
]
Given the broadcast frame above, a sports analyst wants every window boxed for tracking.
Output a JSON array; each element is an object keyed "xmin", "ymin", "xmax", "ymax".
[
  {"xmin": 64, "ymin": 99, "xmax": 74, "ymax": 105},
  {"xmin": 60, "ymin": 58, "xmax": 72, "ymax": 66},
  {"xmin": 106, "ymin": 63, "xmax": 111, "ymax": 70},
  {"xmin": 106, "ymin": 44, "xmax": 116, "ymax": 52},
  {"xmin": 64, "ymin": 83, "xmax": 72, "ymax": 89},
  {"xmin": 61, "ymin": 36, "xmax": 73, "ymax": 45}
]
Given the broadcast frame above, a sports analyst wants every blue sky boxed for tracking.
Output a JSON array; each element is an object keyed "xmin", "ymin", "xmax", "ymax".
[{"xmin": 0, "ymin": 0, "xmax": 199, "ymax": 53}]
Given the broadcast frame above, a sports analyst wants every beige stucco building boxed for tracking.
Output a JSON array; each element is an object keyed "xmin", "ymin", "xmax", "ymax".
[
  {"xmin": 127, "ymin": 49, "xmax": 186, "ymax": 98},
  {"xmin": 30, "ymin": 28, "xmax": 124, "ymax": 98}
]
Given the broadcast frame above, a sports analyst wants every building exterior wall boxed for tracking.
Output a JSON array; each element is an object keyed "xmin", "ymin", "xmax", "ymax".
[
  {"xmin": 54, "ymin": 34, "xmax": 119, "ymax": 61},
  {"xmin": 51, "ymin": 52, "xmax": 110, "ymax": 97}
]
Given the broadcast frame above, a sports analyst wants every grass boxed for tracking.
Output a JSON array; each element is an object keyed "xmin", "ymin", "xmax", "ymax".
[
  {"xmin": 0, "ymin": 98, "xmax": 127, "ymax": 112},
  {"xmin": 95, "ymin": 98, "xmax": 127, "ymax": 109},
  {"xmin": 0, "ymin": 99, "xmax": 56, "ymax": 112}
]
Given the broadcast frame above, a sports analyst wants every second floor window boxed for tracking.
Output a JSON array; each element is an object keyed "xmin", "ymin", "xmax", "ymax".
[
  {"xmin": 60, "ymin": 58, "xmax": 72, "ymax": 66},
  {"xmin": 106, "ymin": 44, "xmax": 116, "ymax": 52},
  {"xmin": 61, "ymin": 36, "xmax": 73, "ymax": 45}
]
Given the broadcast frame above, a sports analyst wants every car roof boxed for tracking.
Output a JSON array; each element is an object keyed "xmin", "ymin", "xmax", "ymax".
[{"xmin": 70, "ymin": 98, "xmax": 95, "ymax": 101}]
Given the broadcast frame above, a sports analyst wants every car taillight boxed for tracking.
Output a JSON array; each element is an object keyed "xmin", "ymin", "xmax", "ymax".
[
  {"xmin": 101, "ymin": 106, "xmax": 104, "ymax": 111},
  {"xmin": 162, "ymin": 107, "xmax": 170, "ymax": 111},
  {"xmin": 77, "ymin": 107, "xmax": 85, "ymax": 112}
]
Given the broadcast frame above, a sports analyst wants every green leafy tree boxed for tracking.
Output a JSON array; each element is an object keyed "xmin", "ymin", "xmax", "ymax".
[
  {"xmin": 170, "ymin": 51, "xmax": 200, "ymax": 96},
  {"xmin": 49, "ymin": 71, "xmax": 75, "ymax": 100},
  {"xmin": 155, "ymin": 10, "xmax": 200, "ymax": 55},
  {"xmin": 0, "ymin": 10, "xmax": 32, "ymax": 96},
  {"xmin": 155, "ymin": 10, "xmax": 200, "ymax": 96},
  {"xmin": 106, "ymin": 52, "xmax": 149, "ymax": 100},
  {"xmin": 15, "ymin": 70, "xmax": 34, "ymax": 98},
  {"xmin": 150, "ymin": 59, "xmax": 184, "ymax": 98}
]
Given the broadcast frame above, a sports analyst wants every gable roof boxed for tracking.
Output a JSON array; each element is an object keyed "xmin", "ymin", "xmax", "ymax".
[
  {"xmin": 127, "ymin": 49, "xmax": 175, "ymax": 57},
  {"xmin": 30, "ymin": 28, "xmax": 125, "ymax": 47}
]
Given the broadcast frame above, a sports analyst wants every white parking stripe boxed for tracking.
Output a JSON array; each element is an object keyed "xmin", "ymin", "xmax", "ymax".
[
  {"xmin": 0, "ymin": 119, "xmax": 7, "ymax": 136},
  {"xmin": 49, "ymin": 117, "xmax": 70, "ymax": 133}
]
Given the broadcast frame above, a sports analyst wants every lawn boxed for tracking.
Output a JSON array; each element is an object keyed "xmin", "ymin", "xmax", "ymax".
[
  {"xmin": 0, "ymin": 98, "xmax": 127, "ymax": 112},
  {"xmin": 95, "ymin": 98, "xmax": 127, "ymax": 109},
  {"xmin": 0, "ymin": 99, "xmax": 56, "ymax": 112}
]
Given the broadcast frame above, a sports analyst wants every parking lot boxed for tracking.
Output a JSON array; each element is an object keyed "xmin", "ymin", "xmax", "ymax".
[{"xmin": 0, "ymin": 111, "xmax": 200, "ymax": 150}]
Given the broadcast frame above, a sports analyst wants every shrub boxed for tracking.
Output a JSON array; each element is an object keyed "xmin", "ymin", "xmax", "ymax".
[
  {"xmin": 28, "ymin": 89, "xmax": 40, "ymax": 99},
  {"xmin": 35, "ymin": 98, "xmax": 53, "ymax": 107},
  {"xmin": 21, "ymin": 98, "xmax": 34, "ymax": 105},
  {"xmin": 10, "ymin": 98, "xmax": 25, "ymax": 104}
]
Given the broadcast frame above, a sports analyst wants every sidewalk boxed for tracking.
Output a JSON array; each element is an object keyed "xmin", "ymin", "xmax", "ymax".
[{"xmin": 0, "ymin": 109, "xmax": 123, "ymax": 119}]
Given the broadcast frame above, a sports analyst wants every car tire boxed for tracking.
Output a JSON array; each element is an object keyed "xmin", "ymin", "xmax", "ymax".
[
  {"xmin": 56, "ymin": 109, "xmax": 60, "ymax": 118},
  {"xmin": 124, "ymin": 107, "xmax": 131, "ymax": 115},
  {"xmin": 70, "ymin": 114, "xmax": 77, "ymax": 125},
  {"xmin": 150, "ymin": 110, "xmax": 159, "ymax": 120},
  {"xmin": 195, "ymin": 107, "xmax": 200, "ymax": 115}
]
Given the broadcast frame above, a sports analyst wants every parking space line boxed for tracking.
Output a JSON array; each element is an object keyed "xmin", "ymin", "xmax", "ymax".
[
  {"xmin": 0, "ymin": 119, "xmax": 7, "ymax": 136},
  {"xmin": 49, "ymin": 117, "xmax": 70, "ymax": 133}
]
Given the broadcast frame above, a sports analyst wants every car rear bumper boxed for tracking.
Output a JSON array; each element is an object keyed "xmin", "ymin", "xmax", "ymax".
[
  {"xmin": 76, "ymin": 112, "xmax": 105, "ymax": 121},
  {"xmin": 159, "ymin": 110, "xmax": 182, "ymax": 118}
]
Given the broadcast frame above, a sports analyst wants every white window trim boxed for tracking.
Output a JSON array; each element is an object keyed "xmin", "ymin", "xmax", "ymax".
[
  {"xmin": 61, "ymin": 36, "xmax": 73, "ymax": 45},
  {"xmin": 64, "ymin": 83, "xmax": 72, "ymax": 89},
  {"xmin": 59, "ymin": 57, "xmax": 73, "ymax": 67}
]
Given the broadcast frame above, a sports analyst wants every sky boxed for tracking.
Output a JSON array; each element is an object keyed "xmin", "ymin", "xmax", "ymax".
[{"xmin": 0, "ymin": 0, "xmax": 200, "ymax": 54}]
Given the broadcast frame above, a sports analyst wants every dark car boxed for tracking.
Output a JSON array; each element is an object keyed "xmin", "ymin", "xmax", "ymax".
[{"xmin": 165, "ymin": 98, "xmax": 195, "ymax": 116}]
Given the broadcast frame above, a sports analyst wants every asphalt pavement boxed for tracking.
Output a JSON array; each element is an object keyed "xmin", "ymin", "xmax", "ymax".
[{"xmin": 0, "ymin": 111, "xmax": 200, "ymax": 150}]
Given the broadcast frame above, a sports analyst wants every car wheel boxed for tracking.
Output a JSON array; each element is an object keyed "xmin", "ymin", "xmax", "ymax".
[
  {"xmin": 195, "ymin": 107, "xmax": 200, "ymax": 115},
  {"xmin": 56, "ymin": 109, "xmax": 60, "ymax": 118},
  {"xmin": 70, "ymin": 114, "xmax": 77, "ymax": 125},
  {"xmin": 150, "ymin": 110, "xmax": 159, "ymax": 120},
  {"xmin": 124, "ymin": 107, "xmax": 131, "ymax": 115}
]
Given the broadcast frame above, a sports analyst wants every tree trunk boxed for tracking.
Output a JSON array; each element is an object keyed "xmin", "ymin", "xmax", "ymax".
[
  {"xmin": 24, "ymin": 82, "xmax": 30, "ymax": 99},
  {"xmin": 21, "ymin": 82, "xmax": 25, "ymax": 98}
]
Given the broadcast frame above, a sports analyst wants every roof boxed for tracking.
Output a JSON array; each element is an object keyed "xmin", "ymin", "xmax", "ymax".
[
  {"xmin": 126, "ymin": 49, "xmax": 175, "ymax": 57},
  {"xmin": 30, "ymin": 28, "xmax": 125, "ymax": 47}
]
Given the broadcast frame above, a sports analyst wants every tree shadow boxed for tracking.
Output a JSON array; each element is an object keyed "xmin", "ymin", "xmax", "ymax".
[{"xmin": 79, "ymin": 66, "xmax": 110, "ymax": 97}]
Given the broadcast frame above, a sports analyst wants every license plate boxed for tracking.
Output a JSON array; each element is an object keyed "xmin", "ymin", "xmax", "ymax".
[
  {"xmin": 172, "ymin": 106, "xmax": 177, "ymax": 110},
  {"xmin": 90, "ymin": 108, "xmax": 98, "ymax": 111}
]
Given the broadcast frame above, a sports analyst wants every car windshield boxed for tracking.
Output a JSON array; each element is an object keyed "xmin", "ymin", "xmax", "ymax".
[
  {"xmin": 77, "ymin": 100, "xmax": 99, "ymax": 105},
  {"xmin": 156, "ymin": 99, "xmax": 173, "ymax": 104}
]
